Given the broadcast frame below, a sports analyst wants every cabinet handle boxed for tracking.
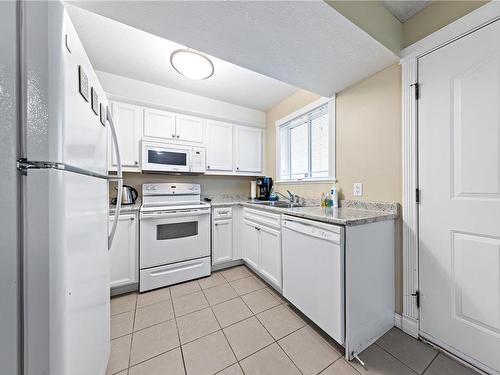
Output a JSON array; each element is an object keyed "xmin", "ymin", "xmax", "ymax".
[
  {"xmin": 134, "ymin": 161, "xmax": 138, "ymax": 165},
  {"xmin": 207, "ymin": 165, "xmax": 210, "ymax": 169},
  {"xmin": 172, "ymin": 134, "xmax": 175, "ymax": 138},
  {"xmin": 176, "ymin": 135, "xmax": 180, "ymax": 139},
  {"xmin": 236, "ymin": 167, "xmax": 239, "ymax": 171},
  {"xmin": 129, "ymin": 217, "xmax": 134, "ymax": 221}
]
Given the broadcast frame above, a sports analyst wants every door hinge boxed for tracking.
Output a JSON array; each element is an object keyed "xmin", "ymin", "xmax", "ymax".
[
  {"xmin": 411, "ymin": 290, "xmax": 420, "ymax": 308},
  {"xmin": 411, "ymin": 82, "xmax": 420, "ymax": 100},
  {"xmin": 416, "ymin": 188, "xmax": 421, "ymax": 204}
]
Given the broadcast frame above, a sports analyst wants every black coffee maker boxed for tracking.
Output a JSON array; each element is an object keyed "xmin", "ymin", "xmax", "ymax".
[{"xmin": 256, "ymin": 177, "xmax": 273, "ymax": 200}]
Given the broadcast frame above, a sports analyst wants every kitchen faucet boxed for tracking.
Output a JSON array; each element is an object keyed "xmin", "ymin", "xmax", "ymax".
[{"xmin": 275, "ymin": 190, "xmax": 301, "ymax": 205}]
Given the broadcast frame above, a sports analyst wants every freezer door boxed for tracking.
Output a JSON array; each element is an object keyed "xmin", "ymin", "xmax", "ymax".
[
  {"xmin": 24, "ymin": 169, "xmax": 109, "ymax": 375},
  {"xmin": 23, "ymin": 2, "xmax": 108, "ymax": 175}
]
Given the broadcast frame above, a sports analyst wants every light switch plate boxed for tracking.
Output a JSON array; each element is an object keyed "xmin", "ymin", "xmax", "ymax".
[{"xmin": 353, "ymin": 183, "xmax": 363, "ymax": 196}]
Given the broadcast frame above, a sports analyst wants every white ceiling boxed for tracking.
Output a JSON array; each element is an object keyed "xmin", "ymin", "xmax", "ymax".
[
  {"xmin": 380, "ymin": 1, "xmax": 432, "ymax": 22},
  {"xmin": 67, "ymin": 1, "xmax": 399, "ymax": 98},
  {"xmin": 66, "ymin": 5, "xmax": 298, "ymax": 111}
]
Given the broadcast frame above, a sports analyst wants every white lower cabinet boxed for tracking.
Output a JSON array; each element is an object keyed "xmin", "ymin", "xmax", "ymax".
[
  {"xmin": 109, "ymin": 213, "xmax": 138, "ymax": 288},
  {"xmin": 242, "ymin": 219, "xmax": 260, "ymax": 270},
  {"xmin": 259, "ymin": 225, "xmax": 282, "ymax": 288},
  {"xmin": 212, "ymin": 219, "xmax": 233, "ymax": 265},
  {"xmin": 242, "ymin": 208, "xmax": 282, "ymax": 290}
]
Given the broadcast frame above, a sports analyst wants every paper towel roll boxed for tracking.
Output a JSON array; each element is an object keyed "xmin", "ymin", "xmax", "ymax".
[{"xmin": 250, "ymin": 181, "xmax": 257, "ymax": 199}]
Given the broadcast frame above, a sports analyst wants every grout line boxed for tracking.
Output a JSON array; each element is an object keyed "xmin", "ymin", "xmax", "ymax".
[
  {"xmin": 136, "ymin": 296, "xmax": 172, "ymax": 310},
  {"xmin": 126, "ymin": 295, "xmax": 138, "ymax": 369},
  {"xmin": 421, "ymin": 352, "xmax": 440, "ymax": 375},
  {"xmin": 235, "ymin": 292, "xmax": 303, "ymax": 374},
  {"xmin": 374, "ymin": 343, "xmax": 420, "ymax": 374},
  {"xmin": 172, "ymin": 310, "xmax": 188, "ymax": 375},
  {"xmin": 200, "ymin": 286, "xmax": 241, "ymax": 373},
  {"xmin": 126, "ymin": 345, "xmax": 184, "ymax": 373},
  {"xmin": 331, "ymin": 356, "xmax": 362, "ymax": 375}
]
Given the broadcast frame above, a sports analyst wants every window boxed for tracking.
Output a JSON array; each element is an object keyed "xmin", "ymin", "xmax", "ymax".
[{"xmin": 276, "ymin": 99, "xmax": 334, "ymax": 182}]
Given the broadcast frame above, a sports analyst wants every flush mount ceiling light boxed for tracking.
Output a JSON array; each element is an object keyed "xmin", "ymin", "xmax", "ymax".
[{"xmin": 170, "ymin": 49, "xmax": 214, "ymax": 80}]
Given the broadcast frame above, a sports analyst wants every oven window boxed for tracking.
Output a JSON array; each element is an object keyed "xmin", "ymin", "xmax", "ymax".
[
  {"xmin": 148, "ymin": 150, "xmax": 187, "ymax": 166},
  {"xmin": 157, "ymin": 222, "xmax": 198, "ymax": 240}
]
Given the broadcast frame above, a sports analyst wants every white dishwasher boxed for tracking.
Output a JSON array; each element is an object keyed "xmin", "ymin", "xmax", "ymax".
[{"xmin": 282, "ymin": 215, "xmax": 345, "ymax": 344}]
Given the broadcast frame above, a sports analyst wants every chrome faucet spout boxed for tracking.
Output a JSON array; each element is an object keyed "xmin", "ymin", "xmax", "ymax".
[{"xmin": 275, "ymin": 191, "xmax": 294, "ymax": 203}]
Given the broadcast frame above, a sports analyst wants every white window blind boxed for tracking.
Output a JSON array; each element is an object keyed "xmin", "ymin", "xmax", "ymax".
[{"xmin": 278, "ymin": 103, "xmax": 330, "ymax": 182}]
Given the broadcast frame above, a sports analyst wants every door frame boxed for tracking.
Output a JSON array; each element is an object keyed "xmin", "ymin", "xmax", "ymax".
[{"xmin": 400, "ymin": 0, "xmax": 500, "ymax": 341}]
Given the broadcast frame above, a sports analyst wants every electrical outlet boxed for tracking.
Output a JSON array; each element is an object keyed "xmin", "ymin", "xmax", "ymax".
[{"xmin": 353, "ymin": 183, "xmax": 363, "ymax": 196}]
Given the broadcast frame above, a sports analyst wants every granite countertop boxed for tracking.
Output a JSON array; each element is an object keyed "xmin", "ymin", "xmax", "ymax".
[
  {"xmin": 277, "ymin": 205, "xmax": 398, "ymax": 226},
  {"xmin": 109, "ymin": 198, "xmax": 142, "ymax": 215},
  {"xmin": 205, "ymin": 195, "xmax": 399, "ymax": 226},
  {"xmin": 108, "ymin": 194, "xmax": 398, "ymax": 226}
]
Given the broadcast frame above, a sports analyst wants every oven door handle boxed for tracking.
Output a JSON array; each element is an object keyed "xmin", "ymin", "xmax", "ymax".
[{"xmin": 140, "ymin": 210, "xmax": 210, "ymax": 220}]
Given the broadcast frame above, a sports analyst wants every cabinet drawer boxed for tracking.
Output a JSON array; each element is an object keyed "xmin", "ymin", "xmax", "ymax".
[
  {"xmin": 213, "ymin": 207, "xmax": 233, "ymax": 219},
  {"xmin": 139, "ymin": 256, "xmax": 210, "ymax": 292},
  {"xmin": 243, "ymin": 207, "xmax": 281, "ymax": 229}
]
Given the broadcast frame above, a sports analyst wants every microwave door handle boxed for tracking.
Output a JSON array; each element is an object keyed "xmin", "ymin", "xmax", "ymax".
[{"xmin": 107, "ymin": 106, "xmax": 123, "ymax": 250}]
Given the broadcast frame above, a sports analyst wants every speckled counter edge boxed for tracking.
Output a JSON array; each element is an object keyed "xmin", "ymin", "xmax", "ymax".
[{"xmin": 340, "ymin": 199, "xmax": 400, "ymax": 215}]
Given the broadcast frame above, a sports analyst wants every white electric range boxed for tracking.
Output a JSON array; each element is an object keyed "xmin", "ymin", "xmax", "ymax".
[{"xmin": 139, "ymin": 183, "xmax": 211, "ymax": 292}]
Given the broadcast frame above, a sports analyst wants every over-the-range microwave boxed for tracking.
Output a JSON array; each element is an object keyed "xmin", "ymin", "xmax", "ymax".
[{"xmin": 141, "ymin": 141, "xmax": 206, "ymax": 173}]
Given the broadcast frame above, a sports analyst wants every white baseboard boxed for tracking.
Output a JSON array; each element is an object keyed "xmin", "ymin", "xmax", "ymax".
[
  {"xmin": 394, "ymin": 313, "xmax": 402, "ymax": 329},
  {"xmin": 402, "ymin": 315, "xmax": 419, "ymax": 338}
]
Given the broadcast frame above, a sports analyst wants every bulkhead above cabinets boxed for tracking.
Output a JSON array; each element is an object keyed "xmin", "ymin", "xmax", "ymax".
[{"xmin": 107, "ymin": 100, "xmax": 264, "ymax": 176}]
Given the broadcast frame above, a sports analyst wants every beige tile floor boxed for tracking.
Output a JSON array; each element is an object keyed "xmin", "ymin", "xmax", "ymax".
[{"xmin": 108, "ymin": 265, "xmax": 479, "ymax": 375}]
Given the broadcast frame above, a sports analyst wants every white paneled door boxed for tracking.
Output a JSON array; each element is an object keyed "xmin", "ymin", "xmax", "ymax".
[{"xmin": 418, "ymin": 19, "xmax": 500, "ymax": 374}]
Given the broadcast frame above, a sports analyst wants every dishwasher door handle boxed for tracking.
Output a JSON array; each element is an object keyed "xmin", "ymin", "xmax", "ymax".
[{"xmin": 282, "ymin": 220, "xmax": 341, "ymax": 244}]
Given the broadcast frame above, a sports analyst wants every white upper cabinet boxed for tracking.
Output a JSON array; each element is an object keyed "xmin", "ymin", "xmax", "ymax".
[
  {"xmin": 109, "ymin": 100, "xmax": 264, "ymax": 175},
  {"xmin": 206, "ymin": 120, "xmax": 234, "ymax": 171},
  {"xmin": 110, "ymin": 101, "xmax": 142, "ymax": 171},
  {"xmin": 143, "ymin": 108, "xmax": 176, "ymax": 140},
  {"xmin": 235, "ymin": 126, "xmax": 263, "ymax": 173},
  {"xmin": 143, "ymin": 109, "xmax": 203, "ymax": 144},
  {"xmin": 176, "ymin": 114, "xmax": 204, "ymax": 143}
]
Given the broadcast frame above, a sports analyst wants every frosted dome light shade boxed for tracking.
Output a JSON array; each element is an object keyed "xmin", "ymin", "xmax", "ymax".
[{"xmin": 170, "ymin": 49, "xmax": 214, "ymax": 80}]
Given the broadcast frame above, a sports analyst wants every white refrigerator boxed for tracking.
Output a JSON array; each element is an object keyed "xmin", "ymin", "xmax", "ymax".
[{"xmin": 19, "ymin": 2, "xmax": 122, "ymax": 374}]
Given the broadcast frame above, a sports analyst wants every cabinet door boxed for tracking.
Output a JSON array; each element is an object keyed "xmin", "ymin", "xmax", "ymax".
[
  {"xmin": 242, "ymin": 220, "xmax": 259, "ymax": 269},
  {"xmin": 109, "ymin": 214, "xmax": 138, "ymax": 288},
  {"xmin": 176, "ymin": 114, "xmax": 204, "ymax": 143},
  {"xmin": 143, "ymin": 108, "xmax": 176, "ymax": 140},
  {"xmin": 206, "ymin": 120, "xmax": 233, "ymax": 171},
  {"xmin": 111, "ymin": 102, "xmax": 142, "ymax": 169},
  {"xmin": 235, "ymin": 126, "xmax": 263, "ymax": 173},
  {"xmin": 212, "ymin": 219, "xmax": 233, "ymax": 265},
  {"xmin": 259, "ymin": 225, "xmax": 282, "ymax": 289}
]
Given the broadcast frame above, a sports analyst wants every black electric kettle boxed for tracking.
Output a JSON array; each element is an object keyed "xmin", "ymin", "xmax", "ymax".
[{"xmin": 111, "ymin": 185, "xmax": 138, "ymax": 205}]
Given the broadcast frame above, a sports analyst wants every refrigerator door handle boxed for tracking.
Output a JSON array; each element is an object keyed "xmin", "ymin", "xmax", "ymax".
[{"xmin": 107, "ymin": 107, "xmax": 123, "ymax": 249}]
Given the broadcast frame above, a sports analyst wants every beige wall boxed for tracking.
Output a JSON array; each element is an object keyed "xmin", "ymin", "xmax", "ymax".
[
  {"xmin": 326, "ymin": 0, "xmax": 403, "ymax": 53},
  {"xmin": 403, "ymin": 1, "xmax": 488, "ymax": 48},
  {"xmin": 265, "ymin": 64, "xmax": 403, "ymax": 312},
  {"xmin": 263, "ymin": 0, "xmax": 488, "ymax": 318},
  {"xmin": 326, "ymin": 0, "xmax": 488, "ymax": 51}
]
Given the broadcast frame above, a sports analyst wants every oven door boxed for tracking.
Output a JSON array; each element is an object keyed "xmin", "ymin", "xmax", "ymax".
[
  {"xmin": 141, "ymin": 142, "xmax": 191, "ymax": 172},
  {"xmin": 140, "ymin": 209, "xmax": 210, "ymax": 268}
]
